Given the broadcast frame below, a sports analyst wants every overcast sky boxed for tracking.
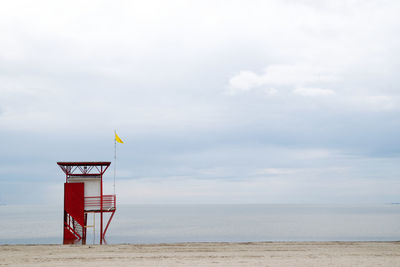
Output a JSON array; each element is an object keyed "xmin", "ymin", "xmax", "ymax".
[{"xmin": 1, "ymin": 0, "xmax": 400, "ymax": 205}]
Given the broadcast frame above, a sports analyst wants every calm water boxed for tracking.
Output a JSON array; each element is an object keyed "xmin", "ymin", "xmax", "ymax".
[{"xmin": 0, "ymin": 204, "xmax": 399, "ymax": 244}]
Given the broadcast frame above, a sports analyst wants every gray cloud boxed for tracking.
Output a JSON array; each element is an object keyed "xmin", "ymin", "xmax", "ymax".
[{"xmin": 1, "ymin": 0, "xmax": 400, "ymax": 204}]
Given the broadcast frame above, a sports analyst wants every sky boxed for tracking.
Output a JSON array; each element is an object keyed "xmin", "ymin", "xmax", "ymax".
[{"xmin": 1, "ymin": 0, "xmax": 400, "ymax": 205}]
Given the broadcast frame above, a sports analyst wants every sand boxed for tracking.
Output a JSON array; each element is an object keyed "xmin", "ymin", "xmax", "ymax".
[{"xmin": 1, "ymin": 242, "xmax": 399, "ymax": 266}]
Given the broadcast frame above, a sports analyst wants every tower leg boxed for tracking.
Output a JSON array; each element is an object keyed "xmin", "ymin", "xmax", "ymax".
[
  {"xmin": 103, "ymin": 211, "xmax": 115, "ymax": 239},
  {"xmin": 100, "ymin": 211, "xmax": 103, "ymax": 244},
  {"xmin": 82, "ymin": 213, "xmax": 87, "ymax": 245}
]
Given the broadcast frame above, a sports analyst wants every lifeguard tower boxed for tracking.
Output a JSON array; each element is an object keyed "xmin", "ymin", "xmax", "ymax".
[{"xmin": 57, "ymin": 162, "xmax": 116, "ymax": 244}]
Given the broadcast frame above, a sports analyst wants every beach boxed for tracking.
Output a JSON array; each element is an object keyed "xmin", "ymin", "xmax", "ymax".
[{"xmin": 1, "ymin": 242, "xmax": 399, "ymax": 266}]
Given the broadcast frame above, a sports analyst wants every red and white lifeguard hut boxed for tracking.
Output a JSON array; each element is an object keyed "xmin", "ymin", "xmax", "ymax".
[{"xmin": 57, "ymin": 161, "xmax": 116, "ymax": 244}]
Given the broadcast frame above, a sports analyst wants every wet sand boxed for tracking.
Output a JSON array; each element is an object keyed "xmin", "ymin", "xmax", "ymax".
[{"xmin": 1, "ymin": 242, "xmax": 399, "ymax": 266}]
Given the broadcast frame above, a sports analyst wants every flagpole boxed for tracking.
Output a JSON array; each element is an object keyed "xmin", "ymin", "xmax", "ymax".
[{"xmin": 114, "ymin": 130, "xmax": 116, "ymax": 196}]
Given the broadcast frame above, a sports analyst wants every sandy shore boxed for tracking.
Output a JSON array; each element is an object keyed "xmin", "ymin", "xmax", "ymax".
[{"xmin": 1, "ymin": 242, "xmax": 399, "ymax": 266}]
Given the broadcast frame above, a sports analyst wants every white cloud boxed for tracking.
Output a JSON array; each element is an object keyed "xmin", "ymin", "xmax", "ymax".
[
  {"xmin": 227, "ymin": 71, "xmax": 261, "ymax": 93},
  {"xmin": 349, "ymin": 95, "xmax": 397, "ymax": 111},
  {"xmin": 293, "ymin": 87, "xmax": 335, "ymax": 96},
  {"xmin": 228, "ymin": 64, "xmax": 338, "ymax": 95},
  {"xmin": 254, "ymin": 168, "xmax": 298, "ymax": 175},
  {"xmin": 363, "ymin": 95, "xmax": 395, "ymax": 110}
]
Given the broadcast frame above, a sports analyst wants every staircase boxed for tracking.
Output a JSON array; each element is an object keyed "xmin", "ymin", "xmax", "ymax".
[{"xmin": 64, "ymin": 211, "xmax": 83, "ymax": 240}]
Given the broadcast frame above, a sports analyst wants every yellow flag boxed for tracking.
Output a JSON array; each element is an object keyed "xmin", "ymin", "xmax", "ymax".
[{"xmin": 115, "ymin": 132, "xmax": 124, "ymax": 143}]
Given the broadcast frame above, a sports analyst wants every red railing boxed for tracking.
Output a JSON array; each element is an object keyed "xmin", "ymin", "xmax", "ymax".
[{"xmin": 85, "ymin": 195, "xmax": 116, "ymax": 211}]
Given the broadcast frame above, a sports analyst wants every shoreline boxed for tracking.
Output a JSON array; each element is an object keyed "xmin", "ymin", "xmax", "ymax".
[
  {"xmin": 1, "ymin": 241, "xmax": 399, "ymax": 266},
  {"xmin": 1, "ymin": 240, "xmax": 400, "ymax": 245}
]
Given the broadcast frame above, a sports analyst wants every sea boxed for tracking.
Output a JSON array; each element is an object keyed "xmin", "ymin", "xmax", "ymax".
[{"xmin": 1, "ymin": 204, "xmax": 400, "ymax": 245}]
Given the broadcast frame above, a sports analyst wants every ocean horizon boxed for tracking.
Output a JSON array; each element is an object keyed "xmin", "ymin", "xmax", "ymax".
[{"xmin": 1, "ymin": 204, "xmax": 399, "ymax": 245}]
